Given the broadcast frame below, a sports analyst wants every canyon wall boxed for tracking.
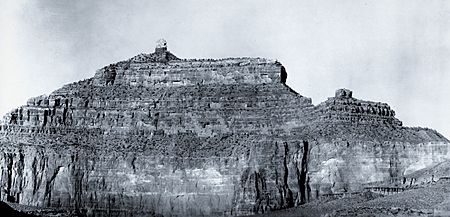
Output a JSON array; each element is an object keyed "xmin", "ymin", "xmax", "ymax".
[{"xmin": 1, "ymin": 43, "xmax": 449, "ymax": 216}]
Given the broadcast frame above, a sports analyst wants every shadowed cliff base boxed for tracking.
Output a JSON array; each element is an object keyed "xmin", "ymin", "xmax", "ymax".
[{"xmin": 0, "ymin": 201, "xmax": 36, "ymax": 217}]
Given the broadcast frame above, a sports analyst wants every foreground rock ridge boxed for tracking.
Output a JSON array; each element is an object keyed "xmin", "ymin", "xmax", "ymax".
[{"xmin": 1, "ymin": 41, "xmax": 449, "ymax": 217}]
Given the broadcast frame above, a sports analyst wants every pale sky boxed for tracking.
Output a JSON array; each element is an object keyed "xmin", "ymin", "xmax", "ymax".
[{"xmin": 1, "ymin": 0, "xmax": 449, "ymax": 138}]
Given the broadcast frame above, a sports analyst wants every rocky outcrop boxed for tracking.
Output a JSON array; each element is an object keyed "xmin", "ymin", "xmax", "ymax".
[
  {"xmin": 0, "ymin": 40, "xmax": 449, "ymax": 216},
  {"xmin": 311, "ymin": 88, "xmax": 402, "ymax": 126}
]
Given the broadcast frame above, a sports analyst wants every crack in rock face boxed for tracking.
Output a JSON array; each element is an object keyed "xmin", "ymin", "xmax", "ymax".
[{"xmin": 0, "ymin": 41, "xmax": 449, "ymax": 216}]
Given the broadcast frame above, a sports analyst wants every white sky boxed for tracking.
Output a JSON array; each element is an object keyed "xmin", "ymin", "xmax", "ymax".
[{"xmin": 1, "ymin": 0, "xmax": 449, "ymax": 138}]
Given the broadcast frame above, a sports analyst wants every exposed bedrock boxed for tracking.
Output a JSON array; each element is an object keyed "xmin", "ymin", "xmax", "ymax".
[
  {"xmin": 0, "ymin": 140, "xmax": 312, "ymax": 216},
  {"xmin": 1, "ymin": 138, "xmax": 448, "ymax": 216},
  {"xmin": 1, "ymin": 41, "xmax": 449, "ymax": 216},
  {"xmin": 308, "ymin": 140, "xmax": 450, "ymax": 196}
]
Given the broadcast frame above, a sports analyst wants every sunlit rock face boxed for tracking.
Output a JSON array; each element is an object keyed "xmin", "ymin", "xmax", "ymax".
[{"xmin": 1, "ymin": 41, "xmax": 449, "ymax": 216}]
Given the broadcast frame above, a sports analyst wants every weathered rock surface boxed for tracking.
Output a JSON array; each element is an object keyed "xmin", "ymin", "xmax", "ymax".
[
  {"xmin": 1, "ymin": 41, "xmax": 449, "ymax": 216},
  {"xmin": 249, "ymin": 178, "xmax": 450, "ymax": 217}
]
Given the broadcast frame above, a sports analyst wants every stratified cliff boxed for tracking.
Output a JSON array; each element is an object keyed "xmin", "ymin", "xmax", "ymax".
[{"xmin": 1, "ymin": 40, "xmax": 449, "ymax": 217}]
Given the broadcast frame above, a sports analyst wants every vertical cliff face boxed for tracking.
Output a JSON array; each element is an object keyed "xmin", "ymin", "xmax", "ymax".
[
  {"xmin": 0, "ymin": 133, "xmax": 316, "ymax": 216},
  {"xmin": 1, "ymin": 42, "xmax": 449, "ymax": 216},
  {"xmin": 305, "ymin": 88, "xmax": 450, "ymax": 198}
]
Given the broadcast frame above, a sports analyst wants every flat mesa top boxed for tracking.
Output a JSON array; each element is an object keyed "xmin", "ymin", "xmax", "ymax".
[{"xmin": 133, "ymin": 39, "xmax": 276, "ymax": 64}]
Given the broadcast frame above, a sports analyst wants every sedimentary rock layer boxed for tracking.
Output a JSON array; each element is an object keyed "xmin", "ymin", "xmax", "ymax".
[{"xmin": 1, "ymin": 43, "xmax": 449, "ymax": 216}]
